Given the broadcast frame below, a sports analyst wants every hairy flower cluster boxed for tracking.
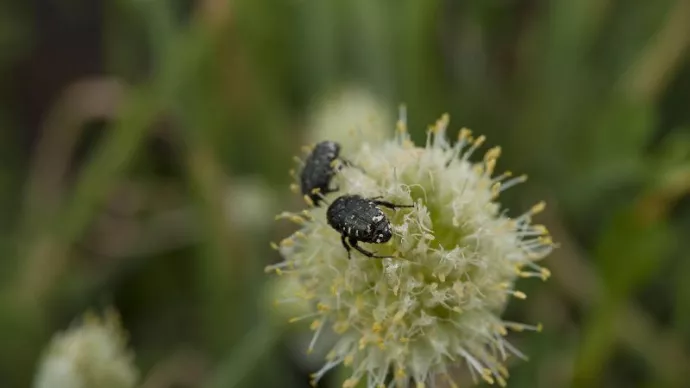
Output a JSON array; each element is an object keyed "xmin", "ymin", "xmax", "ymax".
[
  {"xmin": 33, "ymin": 309, "xmax": 139, "ymax": 388},
  {"xmin": 306, "ymin": 86, "xmax": 393, "ymax": 153},
  {"xmin": 269, "ymin": 112, "xmax": 554, "ymax": 388}
]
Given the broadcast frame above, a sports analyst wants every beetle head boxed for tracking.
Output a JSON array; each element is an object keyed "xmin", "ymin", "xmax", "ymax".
[{"xmin": 373, "ymin": 221, "xmax": 392, "ymax": 243}]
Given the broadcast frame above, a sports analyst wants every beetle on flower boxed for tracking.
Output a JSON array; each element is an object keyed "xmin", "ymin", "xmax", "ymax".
[{"xmin": 269, "ymin": 109, "xmax": 555, "ymax": 388}]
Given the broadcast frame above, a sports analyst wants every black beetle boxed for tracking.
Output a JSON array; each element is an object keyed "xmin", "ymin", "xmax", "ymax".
[
  {"xmin": 300, "ymin": 141, "xmax": 346, "ymax": 206},
  {"xmin": 326, "ymin": 194, "xmax": 413, "ymax": 259}
]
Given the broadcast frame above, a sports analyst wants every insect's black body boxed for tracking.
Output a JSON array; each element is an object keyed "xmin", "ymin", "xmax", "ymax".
[
  {"xmin": 300, "ymin": 141, "xmax": 342, "ymax": 206},
  {"xmin": 327, "ymin": 194, "xmax": 413, "ymax": 259}
]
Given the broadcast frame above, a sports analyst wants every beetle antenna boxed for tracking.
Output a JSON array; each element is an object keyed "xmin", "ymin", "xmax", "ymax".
[{"xmin": 338, "ymin": 157, "xmax": 366, "ymax": 174}]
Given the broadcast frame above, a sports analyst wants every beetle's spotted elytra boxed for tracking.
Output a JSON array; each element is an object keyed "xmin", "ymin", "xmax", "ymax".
[
  {"xmin": 326, "ymin": 194, "xmax": 413, "ymax": 259},
  {"xmin": 299, "ymin": 141, "xmax": 345, "ymax": 206}
]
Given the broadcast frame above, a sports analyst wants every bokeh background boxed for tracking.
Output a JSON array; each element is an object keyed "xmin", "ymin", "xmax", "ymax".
[{"xmin": 2, "ymin": 0, "xmax": 690, "ymax": 387}]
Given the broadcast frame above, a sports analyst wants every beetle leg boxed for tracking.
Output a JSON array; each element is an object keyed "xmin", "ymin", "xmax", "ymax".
[
  {"xmin": 372, "ymin": 200, "xmax": 414, "ymax": 210},
  {"xmin": 348, "ymin": 238, "xmax": 391, "ymax": 259},
  {"xmin": 338, "ymin": 157, "xmax": 366, "ymax": 174},
  {"xmin": 341, "ymin": 234, "xmax": 352, "ymax": 260}
]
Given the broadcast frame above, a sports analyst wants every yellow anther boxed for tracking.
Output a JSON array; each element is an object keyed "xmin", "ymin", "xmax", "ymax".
[
  {"xmin": 482, "ymin": 369, "xmax": 495, "ymax": 385},
  {"xmin": 438, "ymin": 273, "xmax": 446, "ymax": 282},
  {"xmin": 513, "ymin": 291, "xmax": 527, "ymax": 300},
  {"xmin": 372, "ymin": 322, "xmax": 383, "ymax": 333},
  {"xmin": 344, "ymin": 354, "xmax": 354, "ymax": 366},
  {"xmin": 416, "ymin": 382, "xmax": 426, "ymax": 388},
  {"xmin": 400, "ymin": 337, "xmax": 409, "ymax": 343},
  {"xmin": 531, "ymin": 201, "xmax": 546, "ymax": 214},
  {"xmin": 303, "ymin": 195, "xmax": 315, "ymax": 207},
  {"xmin": 289, "ymin": 216, "xmax": 303, "ymax": 225},
  {"xmin": 498, "ymin": 282, "xmax": 510, "ymax": 289},
  {"xmin": 395, "ymin": 368, "xmax": 407, "ymax": 379},
  {"xmin": 358, "ymin": 338, "xmax": 367, "ymax": 349},
  {"xmin": 540, "ymin": 268, "xmax": 551, "ymax": 280},
  {"xmin": 290, "ymin": 183, "xmax": 299, "ymax": 193},
  {"xmin": 333, "ymin": 321, "xmax": 349, "ymax": 334},
  {"xmin": 491, "ymin": 182, "xmax": 501, "ymax": 197},
  {"xmin": 280, "ymin": 238, "xmax": 294, "ymax": 247},
  {"xmin": 316, "ymin": 303, "xmax": 330, "ymax": 312},
  {"xmin": 310, "ymin": 320, "xmax": 322, "ymax": 330},
  {"xmin": 474, "ymin": 135, "xmax": 486, "ymax": 147},
  {"xmin": 498, "ymin": 365, "xmax": 510, "ymax": 378},
  {"xmin": 343, "ymin": 378, "xmax": 359, "ymax": 388},
  {"xmin": 485, "ymin": 146, "xmax": 502, "ymax": 161},
  {"xmin": 269, "ymin": 242, "xmax": 279, "ymax": 250},
  {"xmin": 497, "ymin": 376, "xmax": 507, "ymax": 387},
  {"xmin": 533, "ymin": 224, "xmax": 549, "ymax": 235},
  {"xmin": 537, "ymin": 322, "xmax": 544, "ymax": 332},
  {"xmin": 541, "ymin": 236, "xmax": 555, "ymax": 245},
  {"xmin": 309, "ymin": 378, "xmax": 317, "ymax": 387},
  {"xmin": 486, "ymin": 159, "xmax": 497, "ymax": 176},
  {"xmin": 497, "ymin": 324, "xmax": 508, "ymax": 336},
  {"xmin": 459, "ymin": 128, "xmax": 472, "ymax": 140},
  {"xmin": 275, "ymin": 268, "xmax": 283, "ymax": 276}
]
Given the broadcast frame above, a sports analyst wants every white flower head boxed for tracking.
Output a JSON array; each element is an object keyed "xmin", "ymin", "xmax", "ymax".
[
  {"xmin": 306, "ymin": 86, "xmax": 393, "ymax": 153},
  {"xmin": 33, "ymin": 309, "xmax": 139, "ymax": 388},
  {"xmin": 269, "ymin": 110, "xmax": 554, "ymax": 388}
]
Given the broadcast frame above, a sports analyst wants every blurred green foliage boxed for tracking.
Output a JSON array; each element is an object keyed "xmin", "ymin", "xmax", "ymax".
[{"xmin": 1, "ymin": 0, "xmax": 690, "ymax": 387}]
